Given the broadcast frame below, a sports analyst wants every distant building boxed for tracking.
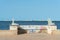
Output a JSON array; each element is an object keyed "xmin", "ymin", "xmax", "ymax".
[{"xmin": 9, "ymin": 18, "xmax": 57, "ymax": 34}]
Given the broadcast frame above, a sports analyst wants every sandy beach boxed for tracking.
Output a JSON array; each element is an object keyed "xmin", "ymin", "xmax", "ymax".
[{"xmin": 0, "ymin": 33, "xmax": 60, "ymax": 40}]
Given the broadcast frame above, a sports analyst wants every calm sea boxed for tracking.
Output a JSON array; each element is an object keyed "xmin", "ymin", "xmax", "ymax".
[{"xmin": 0, "ymin": 21, "xmax": 60, "ymax": 30}]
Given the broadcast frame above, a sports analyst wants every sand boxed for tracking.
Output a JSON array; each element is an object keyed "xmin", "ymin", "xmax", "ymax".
[{"xmin": 0, "ymin": 33, "xmax": 60, "ymax": 40}]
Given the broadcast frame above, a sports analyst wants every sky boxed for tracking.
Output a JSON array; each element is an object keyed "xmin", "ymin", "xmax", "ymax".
[{"xmin": 0, "ymin": 0, "xmax": 60, "ymax": 21}]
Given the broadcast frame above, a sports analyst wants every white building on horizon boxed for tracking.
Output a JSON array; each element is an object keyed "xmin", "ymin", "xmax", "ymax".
[{"xmin": 10, "ymin": 18, "xmax": 57, "ymax": 34}]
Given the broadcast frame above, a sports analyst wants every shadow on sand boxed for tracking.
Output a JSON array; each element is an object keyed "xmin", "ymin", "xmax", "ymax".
[{"xmin": 17, "ymin": 27, "xmax": 27, "ymax": 35}]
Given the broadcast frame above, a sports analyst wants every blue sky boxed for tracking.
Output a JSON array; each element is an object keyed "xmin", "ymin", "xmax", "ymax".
[{"xmin": 0, "ymin": 0, "xmax": 60, "ymax": 21}]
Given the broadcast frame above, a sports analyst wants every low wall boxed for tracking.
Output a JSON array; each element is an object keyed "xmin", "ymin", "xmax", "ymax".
[{"xmin": 0, "ymin": 30, "xmax": 17, "ymax": 36}]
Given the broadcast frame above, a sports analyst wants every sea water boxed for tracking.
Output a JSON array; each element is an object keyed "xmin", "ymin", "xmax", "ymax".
[{"xmin": 0, "ymin": 21, "xmax": 60, "ymax": 30}]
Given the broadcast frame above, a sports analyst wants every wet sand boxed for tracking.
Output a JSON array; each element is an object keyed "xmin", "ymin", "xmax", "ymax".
[{"xmin": 0, "ymin": 33, "xmax": 60, "ymax": 40}]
